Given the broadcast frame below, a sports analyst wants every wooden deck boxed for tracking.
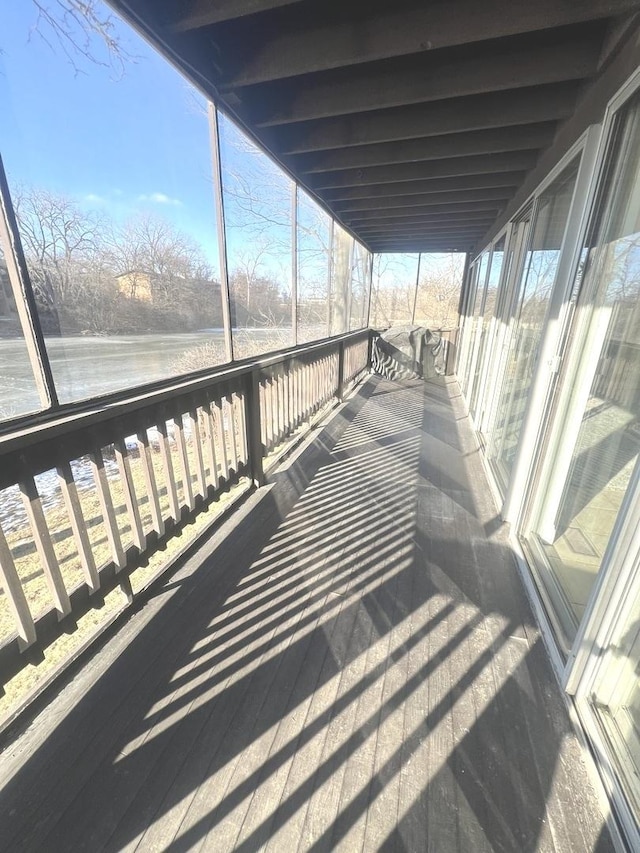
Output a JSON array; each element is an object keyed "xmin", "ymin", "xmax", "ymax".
[{"xmin": 0, "ymin": 376, "xmax": 615, "ymax": 852}]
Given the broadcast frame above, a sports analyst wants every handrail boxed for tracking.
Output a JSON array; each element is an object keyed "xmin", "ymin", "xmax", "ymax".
[{"xmin": 0, "ymin": 328, "xmax": 372, "ymax": 689}]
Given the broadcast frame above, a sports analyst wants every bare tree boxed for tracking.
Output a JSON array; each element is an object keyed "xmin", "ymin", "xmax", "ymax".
[
  {"xmin": 13, "ymin": 186, "xmax": 110, "ymax": 332},
  {"xmin": 24, "ymin": 1, "xmax": 135, "ymax": 76}
]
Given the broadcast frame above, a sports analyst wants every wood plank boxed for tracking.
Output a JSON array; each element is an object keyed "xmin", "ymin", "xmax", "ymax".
[
  {"xmin": 255, "ymin": 42, "xmax": 598, "ymax": 127},
  {"xmin": 322, "ymin": 172, "xmax": 524, "ymax": 202},
  {"xmin": 202, "ymin": 401, "xmax": 220, "ymax": 491},
  {"xmin": 310, "ymin": 151, "xmax": 538, "ymax": 190},
  {"xmin": 225, "ymin": 391, "xmax": 240, "ymax": 474},
  {"xmin": 157, "ymin": 420, "xmax": 181, "ymax": 522},
  {"xmin": 89, "ymin": 451, "xmax": 127, "ymax": 571},
  {"xmin": 172, "ymin": 0, "xmax": 304, "ymax": 31},
  {"xmin": 19, "ymin": 475, "xmax": 72, "ymax": 616},
  {"xmin": 0, "ymin": 520, "xmax": 37, "ymax": 645},
  {"xmin": 56, "ymin": 460, "xmax": 100, "ymax": 592},
  {"xmin": 113, "ymin": 440, "xmax": 145, "ymax": 551},
  {"xmin": 137, "ymin": 431, "xmax": 165, "ymax": 537},
  {"xmin": 214, "ymin": 395, "xmax": 230, "ymax": 481},
  {"xmin": 334, "ymin": 189, "xmax": 515, "ymax": 213},
  {"xmin": 224, "ymin": 0, "xmax": 636, "ymax": 88},
  {"xmin": 295, "ymin": 124, "xmax": 555, "ymax": 174},
  {"xmin": 233, "ymin": 391, "xmax": 248, "ymax": 468},
  {"xmin": 278, "ymin": 85, "xmax": 578, "ymax": 154},
  {"xmin": 189, "ymin": 409, "xmax": 207, "ymax": 498},
  {"xmin": 174, "ymin": 413, "xmax": 195, "ymax": 511}
]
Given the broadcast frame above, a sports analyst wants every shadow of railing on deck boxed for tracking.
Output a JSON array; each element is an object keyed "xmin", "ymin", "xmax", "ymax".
[{"xmin": 0, "ymin": 378, "xmax": 614, "ymax": 853}]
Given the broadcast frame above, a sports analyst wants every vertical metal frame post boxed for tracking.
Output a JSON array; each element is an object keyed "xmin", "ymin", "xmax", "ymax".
[
  {"xmin": 291, "ymin": 183, "xmax": 298, "ymax": 346},
  {"xmin": 326, "ymin": 219, "xmax": 334, "ymax": 336},
  {"xmin": 208, "ymin": 104, "xmax": 235, "ymax": 363},
  {"xmin": 365, "ymin": 251, "xmax": 374, "ymax": 328},
  {"xmin": 453, "ymin": 252, "xmax": 472, "ymax": 375},
  {"xmin": 0, "ymin": 156, "xmax": 58, "ymax": 410},
  {"xmin": 411, "ymin": 252, "xmax": 422, "ymax": 325}
]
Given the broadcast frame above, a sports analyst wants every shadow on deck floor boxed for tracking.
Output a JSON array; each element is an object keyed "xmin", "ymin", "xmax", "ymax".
[{"xmin": 0, "ymin": 376, "xmax": 615, "ymax": 852}]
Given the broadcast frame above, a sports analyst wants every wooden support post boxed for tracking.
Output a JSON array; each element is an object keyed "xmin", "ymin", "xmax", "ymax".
[{"xmin": 245, "ymin": 368, "xmax": 265, "ymax": 487}]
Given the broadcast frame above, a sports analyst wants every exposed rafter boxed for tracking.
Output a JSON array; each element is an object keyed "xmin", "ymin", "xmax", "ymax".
[
  {"xmin": 293, "ymin": 124, "xmax": 554, "ymax": 174},
  {"xmin": 170, "ymin": 0, "xmax": 304, "ymax": 31},
  {"xmin": 252, "ymin": 41, "xmax": 598, "ymax": 127},
  {"xmin": 217, "ymin": 0, "xmax": 638, "ymax": 88},
  {"xmin": 109, "ymin": 0, "xmax": 637, "ymax": 254},
  {"xmin": 276, "ymin": 85, "xmax": 578, "ymax": 154},
  {"xmin": 321, "ymin": 173, "xmax": 525, "ymax": 202},
  {"xmin": 332, "ymin": 188, "xmax": 515, "ymax": 213},
  {"xmin": 310, "ymin": 152, "xmax": 538, "ymax": 191}
]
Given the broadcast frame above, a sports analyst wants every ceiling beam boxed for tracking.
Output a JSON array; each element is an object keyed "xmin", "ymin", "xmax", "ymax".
[
  {"xmin": 322, "ymin": 172, "xmax": 524, "ymax": 202},
  {"xmin": 253, "ymin": 40, "xmax": 598, "ymax": 127},
  {"xmin": 371, "ymin": 242, "xmax": 474, "ymax": 252},
  {"xmin": 354, "ymin": 211, "xmax": 497, "ymax": 226},
  {"xmin": 293, "ymin": 124, "xmax": 555, "ymax": 174},
  {"xmin": 310, "ymin": 151, "xmax": 537, "ymax": 190},
  {"xmin": 277, "ymin": 84, "xmax": 578, "ymax": 154},
  {"xmin": 171, "ymin": 0, "xmax": 304, "ymax": 31},
  {"xmin": 333, "ymin": 188, "xmax": 515, "ymax": 213},
  {"xmin": 221, "ymin": 0, "xmax": 636, "ymax": 87},
  {"xmin": 357, "ymin": 227, "xmax": 490, "ymax": 239}
]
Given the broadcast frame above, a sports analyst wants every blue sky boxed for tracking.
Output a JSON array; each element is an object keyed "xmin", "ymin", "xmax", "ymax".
[
  {"xmin": 0, "ymin": 2, "xmax": 221, "ymax": 264},
  {"xmin": 0, "ymin": 3, "xmax": 458, "ymax": 286}
]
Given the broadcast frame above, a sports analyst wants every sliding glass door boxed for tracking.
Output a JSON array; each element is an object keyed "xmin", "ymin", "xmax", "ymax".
[
  {"xmin": 522, "ymin": 90, "xmax": 640, "ymax": 645},
  {"xmin": 488, "ymin": 159, "xmax": 580, "ymax": 493}
]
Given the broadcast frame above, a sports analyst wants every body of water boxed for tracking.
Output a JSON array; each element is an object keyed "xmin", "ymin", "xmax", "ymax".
[{"xmin": 0, "ymin": 328, "xmax": 293, "ymax": 419}]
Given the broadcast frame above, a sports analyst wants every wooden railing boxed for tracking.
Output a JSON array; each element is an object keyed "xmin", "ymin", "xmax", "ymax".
[{"xmin": 0, "ymin": 329, "xmax": 371, "ymax": 684}]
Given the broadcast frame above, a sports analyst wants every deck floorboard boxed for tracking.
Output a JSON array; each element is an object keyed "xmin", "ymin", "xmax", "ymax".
[{"xmin": 0, "ymin": 376, "xmax": 615, "ymax": 852}]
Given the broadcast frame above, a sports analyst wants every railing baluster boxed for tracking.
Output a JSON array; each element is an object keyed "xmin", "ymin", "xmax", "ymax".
[
  {"xmin": 19, "ymin": 475, "xmax": 71, "ymax": 616},
  {"xmin": 203, "ymin": 400, "xmax": 219, "ymax": 491},
  {"xmin": 189, "ymin": 408, "xmax": 207, "ymax": 499},
  {"xmin": 226, "ymin": 390, "xmax": 239, "ymax": 474},
  {"xmin": 137, "ymin": 430, "xmax": 164, "ymax": 537},
  {"xmin": 245, "ymin": 368, "xmax": 265, "ymax": 487},
  {"xmin": 174, "ymin": 411, "xmax": 194, "ymax": 511},
  {"xmin": 89, "ymin": 451, "xmax": 127, "ymax": 571},
  {"xmin": 265, "ymin": 375, "xmax": 274, "ymax": 452},
  {"xmin": 234, "ymin": 389, "xmax": 248, "ymax": 466},
  {"xmin": 113, "ymin": 440, "xmax": 145, "ymax": 551},
  {"xmin": 214, "ymin": 393, "xmax": 229, "ymax": 481},
  {"xmin": 57, "ymin": 460, "xmax": 100, "ymax": 591},
  {"xmin": 0, "ymin": 521, "xmax": 37, "ymax": 646},
  {"xmin": 157, "ymin": 420, "xmax": 180, "ymax": 522}
]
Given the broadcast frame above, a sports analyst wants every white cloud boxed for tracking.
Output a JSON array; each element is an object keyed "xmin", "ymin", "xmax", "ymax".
[
  {"xmin": 137, "ymin": 192, "xmax": 182, "ymax": 206},
  {"xmin": 84, "ymin": 193, "xmax": 105, "ymax": 204}
]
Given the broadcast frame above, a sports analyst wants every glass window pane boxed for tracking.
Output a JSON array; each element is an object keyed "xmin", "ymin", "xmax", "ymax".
[
  {"xmin": 412, "ymin": 253, "xmax": 465, "ymax": 331},
  {"xmin": 470, "ymin": 238, "xmax": 505, "ymax": 420},
  {"xmin": 370, "ymin": 254, "xmax": 419, "ymax": 329},
  {"xmin": 330, "ymin": 224, "xmax": 353, "ymax": 335},
  {"xmin": 297, "ymin": 190, "xmax": 331, "ymax": 345},
  {"xmin": 218, "ymin": 112, "xmax": 293, "ymax": 359},
  {"xmin": 349, "ymin": 242, "xmax": 369, "ymax": 331},
  {"xmin": 461, "ymin": 251, "xmax": 490, "ymax": 396},
  {"xmin": 526, "ymin": 94, "xmax": 640, "ymax": 636},
  {"xmin": 490, "ymin": 158, "xmax": 580, "ymax": 487},
  {"xmin": 0, "ymin": 243, "xmax": 45, "ymax": 420},
  {"xmin": 2, "ymin": 4, "xmax": 227, "ymax": 402}
]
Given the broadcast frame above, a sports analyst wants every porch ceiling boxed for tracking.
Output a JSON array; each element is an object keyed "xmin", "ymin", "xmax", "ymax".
[{"xmin": 113, "ymin": 0, "xmax": 640, "ymax": 252}]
